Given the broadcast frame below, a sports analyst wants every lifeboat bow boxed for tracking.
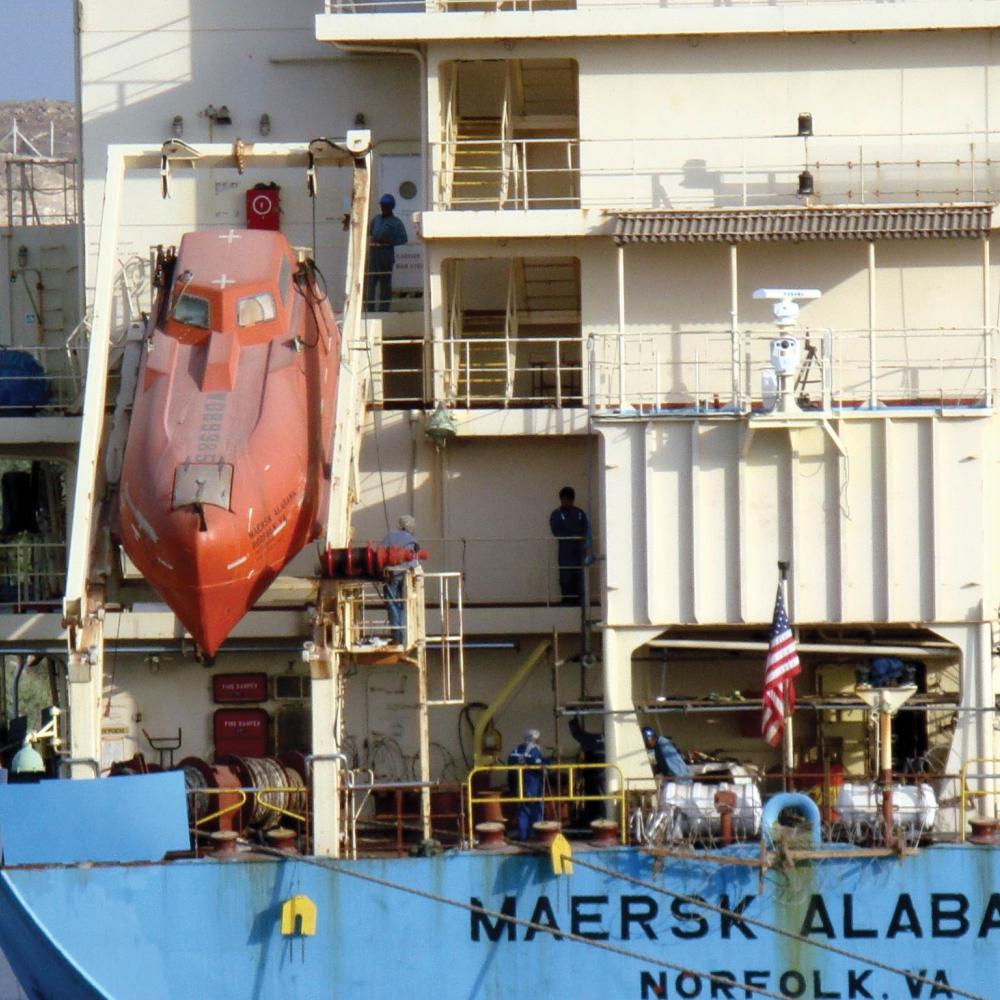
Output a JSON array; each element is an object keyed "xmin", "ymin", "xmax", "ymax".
[{"xmin": 115, "ymin": 229, "xmax": 340, "ymax": 654}]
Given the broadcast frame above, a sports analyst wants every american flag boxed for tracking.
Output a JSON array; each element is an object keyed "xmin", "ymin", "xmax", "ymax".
[{"xmin": 761, "ymin": 585, "xmax": 801, "ymax": 747}]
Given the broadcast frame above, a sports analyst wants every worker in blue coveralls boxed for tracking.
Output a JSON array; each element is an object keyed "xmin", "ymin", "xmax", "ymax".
[
  {"xmin": 366, "ymin": 193, "xmax": 408, "ymax": 312},
  {"xmin": 641, "ymin": 726, "xmax": 692, "ymax": 782},
  {"xmin": 570, "ymin": 714, "xmax": 606, "ymax": 823},
  {"xmin": 549, "ymin": 486, "xmax": 592, "ymax": 606},
  {"xmin": 507, "ymin": 729, "xmax": 546, "ymax": 840},
  {"xmin": 380, "ymin": 515, "xmax": 419, "ymax": 646}
]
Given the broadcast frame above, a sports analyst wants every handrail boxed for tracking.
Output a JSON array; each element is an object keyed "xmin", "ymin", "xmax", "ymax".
[
  {"xmin": 465, "ymin": 762, "xmax": 627, "ymax": 845},
  {"xmin": 588, "ymin": 326, "xmax": 997, "ymax": 414},
  {"xmin": 504, "ymin": 260, "xmax": 517, "ymax": 402},
  {"xmin": 440, "ymin": 67, "xmax": 458, "ymax": 208},
  {"xmin": 498, "ymin": 65, "xmax": 512, "ymax": 207},
  {"xmin": 369, "ymin": 326, "xmax": 994, "ymax": 412},
  {"xmin": 428, "ymin": 130, "xmax": 1000, "ymax": 211},
  {"xmin": 57, "ymin": 756, "xmax": 100, "ymax": 778},
  {"xmin": 190, "ymin": 787, "xmax": 249, "ymax": 829},
  {"xmin": 255, "ymin": 785, "xmax": 309, "ymax": 824},
  {"xmin": 326, "ymin": 0, "xmax": 969, "ymax": 10},
  {"xmin": 959, "ymin": 757, "xmax": 1000, "ymax": 841}
]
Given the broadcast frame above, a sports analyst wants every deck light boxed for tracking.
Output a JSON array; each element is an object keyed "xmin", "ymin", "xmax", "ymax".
[
  {"xmin": 797, "ymin": 112, "xmax": 813, "ymax": 137},
  {"xmin": 797, "ymin": 170, "xmax": 814, "ymax": 197},
  {"xmin": 11, "ymin": 741, "xmax": 45, "ymax": 775},
  {"xmin": 171, "ymin": 115, "xmax": 184, "ymax": 138},
  {"xmin": 426, "ymin": 403, "xmax": 457, "ymax": 446}
]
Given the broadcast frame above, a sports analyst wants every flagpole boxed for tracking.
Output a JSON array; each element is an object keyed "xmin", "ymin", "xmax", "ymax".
[{"xmin": 778, "ymin": 560, "xmax": 793, "ymax": 792}]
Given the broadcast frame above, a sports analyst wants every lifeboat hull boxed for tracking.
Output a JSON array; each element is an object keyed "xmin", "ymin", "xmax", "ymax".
[{"xmin": 115, "ymin": 230, "xmax": 339, "ymax": 653}]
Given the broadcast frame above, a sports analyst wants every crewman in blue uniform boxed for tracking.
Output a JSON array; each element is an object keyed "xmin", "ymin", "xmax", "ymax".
[
  {"xmin": 380, "ymin": 515, "xmax": 419, "ymax": 646},
  {"xmin": 570, "ymin": 714, "xmax": 606, "ymax": 822},
  {"xmin": 366, "ymin": 193, "xmax": 408, "ymax": 312},
  {"xmin": 507, "ymin": 729, "xmax": 546, "ymax": 840},
  {"xmin": 641, "ymin": 726, "xmax": 692, "ymax": 782},
  {"xmin": 549, "ymin": 486, "xmax": 592, "ymax": 606}
]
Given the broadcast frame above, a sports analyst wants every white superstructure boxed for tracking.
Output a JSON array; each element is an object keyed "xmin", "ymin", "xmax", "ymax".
[{"xmin": 1, "ymin": 0, "xmax": 998, "ymax": 849}]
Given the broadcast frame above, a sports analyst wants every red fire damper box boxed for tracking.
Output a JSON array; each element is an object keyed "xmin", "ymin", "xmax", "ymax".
[
  {"xmin": 246, "ymin": 183, "xmax": 281, "ymax": 230},
  {"xmin": 213, "ymin": 672, "xmax": 268, "ymax": 704},
  {"xmin": 214, "ymin": 708, "xmax": 269, "ymax": 759}
]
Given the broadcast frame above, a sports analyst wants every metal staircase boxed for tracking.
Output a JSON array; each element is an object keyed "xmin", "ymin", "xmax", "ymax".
[{"xmin": 449, "ymin": 117, "xmax": 504, "ymax": 208}]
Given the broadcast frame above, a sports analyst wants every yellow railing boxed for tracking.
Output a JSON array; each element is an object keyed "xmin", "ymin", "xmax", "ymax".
[
  {"xmin": 189, "ymin": 787, "xmax": 248, "ymax": 830},
  {"xmin": 465, "ymin": 763, "xmax": 626, "ymax": 845},
  {"xmin": 256, "ymin": 786, "xmax": 309, "ymax": 825},
  {"xmin": 959, "ymin": 757, "xmax": 1000, "ymax": 841},
  {"xmin": 188, "ymin": 785, "xmax": 308, "ymax": 831}
]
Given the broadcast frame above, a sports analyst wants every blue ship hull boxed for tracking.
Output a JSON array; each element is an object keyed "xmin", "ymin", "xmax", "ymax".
[{"xmin": 1, "ymin": 844, "xmax": 997, "ymax": 1000}]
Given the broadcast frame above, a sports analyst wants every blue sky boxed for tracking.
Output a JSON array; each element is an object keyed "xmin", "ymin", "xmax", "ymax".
[{"xmin": 0, "ymin": 0, "xmax": 75, "ymax": 101}]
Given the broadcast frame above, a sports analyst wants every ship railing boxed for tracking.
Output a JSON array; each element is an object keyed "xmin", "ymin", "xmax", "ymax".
[
  {"xmin": 382, "ymin": 536, "xmax": 594, "ymax": 609},
  {"xmin": 2, "ymin": 155, "xmax": 80, "ymax": 228},
  {"xmin": 0, "ymin": 540, "xmax": 67, "ymax": 610},
  {"xmin": 324, "ymin": 0, "xmax": 969, "ymax": 13},
  {"xmin": 959, "ymin": 758, "xmax": 1000, "ymax": 840},
  {"xmin": 324, "ymin": 1, "xmax": 574, "ymax": 13},
  {"xmin": 424, "ymin": 571, "xmax": 465, "ymax": 705},
  {"xmin": 465, "ymin": 763, "xmax": 627, "ymax": 845},
  {"xmin": 343, "ymin": 766, "xmax": 375, "ymax": 858},
  {"xmin": 346, "ymin": 778, "xmax": 464, "ymax": 856},
  {"xmin": 188, "ymin": 788, "xmax": 250, "ymax": 842},
  {"xmin": 335, "ymin": 574, "xmax": 423, "ymax": 652},
  {"xmin": 364, "ymin": 334, "xmax": 584, "ymax": 408},
  {"xmin": 187, "ymin": 786, "xmax": 310, "ymax": 828},
  {"xmin": 625, "ymin": 767, "xmax": 955, "ymax": 850},
  {"xmin": 589, "ymin": 325, "xmax": 997, "ymax": 414},
  {"xmin": 334, "ymin": 570, "xmax": 455, "ymax": 650},
  {"xmin": 430, "ymin": 137, "xmax": 579, "ymax": 211},
  {"xmin": 186, "ymin": 784, "xmax": 311, "ymax": 851},
  {"xmin": 429, "ymin": 130, "xmax": 999, "ymax": 211},
  {"xmin": 0, "ymin": 343, "xmax": 94, "ymax": 413}
]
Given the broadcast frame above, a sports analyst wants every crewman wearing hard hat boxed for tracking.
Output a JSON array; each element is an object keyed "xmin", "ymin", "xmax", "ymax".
[
  {"xmin": 507, "ymin": 728, "xmax": 547, "ymax": 840},
  {"xmin": 641, "ymin": 726, "xmax": 692, "ymax": 782},
  {"xmin": 366, "ymin": 193, "xmax": 408, "ymax": 311}
]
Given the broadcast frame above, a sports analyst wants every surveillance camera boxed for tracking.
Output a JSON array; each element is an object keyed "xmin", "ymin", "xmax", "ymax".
[{"xmin": 770, "ymin": 336, "xmax": 801, "ymax": 376}]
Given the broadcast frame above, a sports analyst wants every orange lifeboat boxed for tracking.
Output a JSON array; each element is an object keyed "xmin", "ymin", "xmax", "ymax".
[{"xmin": 115, "ymin": 229, "xmax": 339, "ymax": 654}]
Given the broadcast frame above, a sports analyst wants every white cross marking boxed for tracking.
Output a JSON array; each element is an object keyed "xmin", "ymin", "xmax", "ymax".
[
  {"xmin": 219, "ymin": 230, "xmax": 241, "ymax": 245},
  {"xmin": 212, "ymin": 274, "xmax": 235, "ymax": 289}
]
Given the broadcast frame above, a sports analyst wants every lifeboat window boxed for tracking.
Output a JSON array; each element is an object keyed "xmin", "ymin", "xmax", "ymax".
[
  {"xmin": 237, "ymin": 292, "xmax": 277, "ymax": 327},
  {"xmin": 278, "ymin": 256, "xmax": 291, "ymax": 305},
  {"xmin": 173, "ymin": 293, "xmax": 210, "ymax": 329}
]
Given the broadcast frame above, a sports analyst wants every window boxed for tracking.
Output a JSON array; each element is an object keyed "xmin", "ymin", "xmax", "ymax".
[
  {"xmin": 237, "ymin": 292, "xmax": 277, "ymax": 328},
  {"xmin": 173, "ymin": 293, "xmax": 210, "ymax": 329}
]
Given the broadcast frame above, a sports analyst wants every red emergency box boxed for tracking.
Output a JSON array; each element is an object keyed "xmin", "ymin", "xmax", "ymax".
[
  {"xmin": 214, "ymin": 708, "xmax": 269, "ymax": 758},
  {"xmin": 246, "ymin": 183, "xmax": 281, "ymax": 230}
]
